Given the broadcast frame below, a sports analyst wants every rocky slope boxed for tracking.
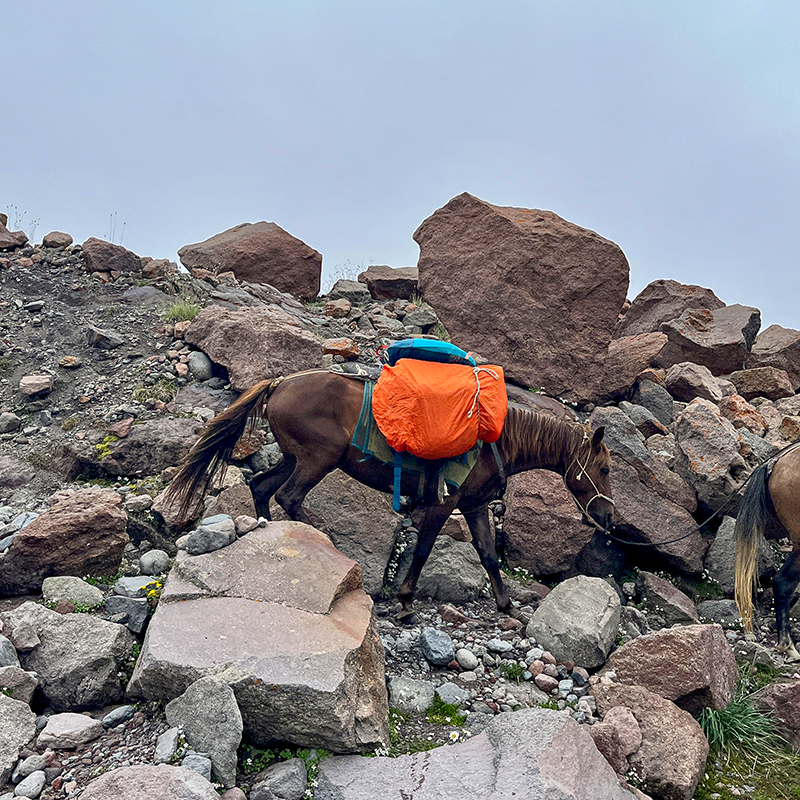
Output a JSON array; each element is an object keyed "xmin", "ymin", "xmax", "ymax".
[{"xmin": 2, "ymin": 201, "xmax": 800, "ymax": 800}]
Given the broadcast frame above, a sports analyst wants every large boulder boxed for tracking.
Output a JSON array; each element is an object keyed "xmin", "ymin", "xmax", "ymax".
[
  {"xmin": 656, "ymin": 305, "xmax": 761, "ymax": 375},
  {"xmin": 316, "ymin": 708, "xmax": 642, "ymax": 799},
  {"xmin": 0, "ymin": 694, "xmax": 36, "ymax": 783},
  {"xmin": 80, "ymin": 764, "xmax": 221, "ymax": 800},
  {"xmin": 100, "ymin": 418, "xmax": 202, "ymax": 477},
  {"xmin": 602, "ymin": 333, "xmax": 670, "ymax": 400},
  {"xmin": 414, "ymin": 194, "xmax": 629, "ymax": 402},
  {"xmin": 82, "ymin": 237, "xmax": 141, "ymax": 275},
  {"xmin": 752, "ymin": 678, "xmax": 800, "ymax": 750},
  {"xmin": 0, "ymin": 488, "xmax": 128, "ymax": 596},
  {"xmin": 0, "ymin": 601, "xmax": 135, "ymax": 711},
  {"xmin": 0, "ymin": 221, "xmax": 28, "ymax": 250},
  {"xmin": 178, "ymin": 222, "xmax": 322, "ymax": 299},
  {"xmin": 749, "ymin": 324, "xmax": 800, "ymax": 391},
  {"xmin": 673, "ymin": 399, "xmax": 747, "ymax": 511},
  {"xmin": 606, "ymin": 624, "xmax": 738, "ymax": 715},
  {"xmin": 637, "ymin": 571, "xmax": 699, "ymax": 626},
  {"xmin": 184, "ymin": 304, "xmax": 322, "ymax": 391},
  {"xmin": 128, "ymin": 522, "xmax": 389, "ymax": 753},
  {"xmin": 526, "ymin": 576, "xmax": 621, "ymax": 669},
  {"xmin": 414, "ymin": 535, "xmax": 486, "ymax": 604},
  {"xmin": 664, "ymin": 362, "xmax": 728, "ymax": 403},
  {"xmin": 358, "ymin": 265, "xmax": 419, "ymax": 300},
  {"xmin": 729, "ymin": 366, "xmax": 795, "ymax": 401},
  {"xmin": 504, "ymin": 470, "xmax": 593, "ymax": 576},
  {"xmin": 614, "ymin": 279, "xmax": 724, "ymax": 339},
  {"xmin": 591, "ymin": 682, "xmax": 708, "ymax": 800}
]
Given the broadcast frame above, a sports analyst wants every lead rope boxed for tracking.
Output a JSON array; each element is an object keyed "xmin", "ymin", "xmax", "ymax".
[
  {"xmin": 467, "ymin": 367, "xmax": 500, "ymax": 419},
  {"xmin": 565, "ymin": 438, "xmax": 615, "ymax": 533}
]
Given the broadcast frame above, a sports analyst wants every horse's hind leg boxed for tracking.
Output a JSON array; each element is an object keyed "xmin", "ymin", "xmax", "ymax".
[
  {"xmin": 773, "ymin": 547, "xmax": 800, "ymax": 662},
  {"xmin": 462, "ymin": 507, "xmax": 513, "ymax": 616},
  {"xmin": 397, "ymin": 501, "xmax": 455, "ymax": 622},
  {"xmin": 273, "ymin": 459, "xmax": 336, "ymax": 527},
  {"xmin": 250, "ymin": 456, "xmax": 295, "ymax": 520}
]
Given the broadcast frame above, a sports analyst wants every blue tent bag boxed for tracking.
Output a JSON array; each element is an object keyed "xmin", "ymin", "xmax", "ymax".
[{"xmin": 381, "ymin": 338, "xmax": 476, "ymax": 367}]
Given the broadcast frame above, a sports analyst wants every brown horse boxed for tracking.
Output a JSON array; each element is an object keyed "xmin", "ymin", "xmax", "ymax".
[
  {"xmin": 735, "ymin": 442, "xmax": 800, "ymax": 660},
  {"xmin": 166, "ymin": 370, "xmax": 614, "ymax": 619}
]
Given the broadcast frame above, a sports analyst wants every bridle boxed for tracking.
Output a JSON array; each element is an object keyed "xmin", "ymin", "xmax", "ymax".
[{"xmin": 564, "ymin": 438, "xmax": 614, "ymax": 533}]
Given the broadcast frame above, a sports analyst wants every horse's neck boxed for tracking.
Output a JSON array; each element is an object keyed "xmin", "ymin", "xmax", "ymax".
[{"xmin": 502, "ymin": 410, "xmax": 582, "ymax": 476}]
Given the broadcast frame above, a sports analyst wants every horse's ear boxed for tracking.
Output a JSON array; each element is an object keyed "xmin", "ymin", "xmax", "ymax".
[{"xmin": 591, "ymin": 426, "xmax": 605, "ymax": 451}]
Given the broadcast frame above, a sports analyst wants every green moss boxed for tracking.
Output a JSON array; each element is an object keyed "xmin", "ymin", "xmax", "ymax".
[
  {"xmin": 425, "ymin": 695, "xmax": 466, "ymax": 726},
  {"xmin": 131, "ymin": 378, "xmax": 178, "ymax": 404}
]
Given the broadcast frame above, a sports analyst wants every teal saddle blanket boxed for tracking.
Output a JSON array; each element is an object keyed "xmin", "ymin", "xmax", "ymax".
[{"xmin": 351, "ymin": 380, "xmax": 482, "ymax": 510}]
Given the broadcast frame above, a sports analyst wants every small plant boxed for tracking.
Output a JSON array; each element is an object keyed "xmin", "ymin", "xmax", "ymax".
[
  {"xmin": 499, "ymin": 662, "xmax": 526, "ymax": 682},
  {"xmin": 145, "ymin": 580, "xmax": 163, "ymax": 607},
  {"xmin": 162, "ymin": 299, "xmax": 202, "ymax": 322},
  {"xmin": 425, "ymin": 695, "xmax": 466, "ymax": 727},
  {"xmin": 240, "ymin": 744, "xmax": 278, "ymax": 774},
  {"xmin": 1, "ymin": 687, "xmax": 13, "ymax": 697},
  {"xmin": 95, "ymin": 434, "xmax": 119, "ymax": 459},
  {"xmin": 0, "ymin": 356, "xmax": 12, "ymax": 376},
  {"xmin": 73, "ymin": 601, "xmax": 103, "ymax": 614},
  {"xmin": 430, "ymin": 321, "xmax": 450, "ymax": 342},
  {"xmin": 61, "ymin": 417, "xmax": 79, "ymax": 432},
  {"xmin": 132, "ymin": 378, "xmax": 178, "ymax": 404},
  {"xmin": 84, "ymin": 567, "xmax": 125, "ymax": 587}
]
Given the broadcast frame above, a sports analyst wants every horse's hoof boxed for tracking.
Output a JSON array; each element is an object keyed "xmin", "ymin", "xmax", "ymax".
[
  {"xmin": 396, "ymin": 609, "xmax": 418, "ymax": 626},
  {"xmin": 777, "ymin": 645, "xmax": 800, "ymax": 663}
]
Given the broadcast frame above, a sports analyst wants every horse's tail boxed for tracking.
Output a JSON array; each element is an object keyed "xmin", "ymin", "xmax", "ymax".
[
  {"xmin": 165, "ymin": 377, "xmax": 284, "ymax": 520},
  {"xmin": 734, "ymin": 462, "xmax": 770, "ymax": 634}
]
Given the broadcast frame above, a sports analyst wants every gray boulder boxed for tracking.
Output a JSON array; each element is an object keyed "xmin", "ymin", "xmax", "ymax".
[
  {"xmin": 165, "ymin": 677, "xmax": 242, "ymax": 788},
  {"xmin": 0, "ymin": 601, "xmax": 135, "ymax": 711},
  {"xmin": 527, "ymin": 576, "xmax": 621, "ymax": 669},
  {"xmin": 631, "ymin": 379, "xmax": 674, "ymax": 427},
  {"xmin": 0, "ymin": 665, "xmax": 38, "ymax": 704},
  {"xmin": 638, "ymin": 571, "xmax": 699, "ymax": 626},
  {"xmin": 41, "ymin": 576, "xmax": 104, "ymax": 607},
  {"xmin": 418, "ymin": 628, "xmax": 455, "ymax": 666},
  {"xmin": 128, "ymin": 522, "xmax": 388, "ymax": 753},
  {"xmin": 251, "ymin": 758, "xmax": 308, "ymax": 800},
  {"xmin": 388, "ymin": 676, "xmax": 435, "ymax": 714},
  {"xmin": 80, "ymin": 764, "xmax": 220, "ymax": 800},
  {"xmin": 316, "ymin": 708, "xmax": 640, "ymax": 799},
  {"xmin": 37, "ymin": 712, "xmax": 104, "ymax": 749},
  {"xmin": 0, "ymin": 694, "xmax": 36, "ymax": 783},
  {"xmin": 0, "ymin": 635, "xmax": 18, "ymax": 668}
]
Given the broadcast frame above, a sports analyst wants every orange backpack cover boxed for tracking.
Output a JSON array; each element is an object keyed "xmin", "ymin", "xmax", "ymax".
[{"xmin": 372, "ymin": 360, "xmax": 507, "ymax": 460}]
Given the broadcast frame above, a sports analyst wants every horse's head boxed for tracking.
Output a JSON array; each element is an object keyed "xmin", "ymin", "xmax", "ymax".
[{"xmin": 565, "ymin": 426, "xmax": 614, "ymax": 532}]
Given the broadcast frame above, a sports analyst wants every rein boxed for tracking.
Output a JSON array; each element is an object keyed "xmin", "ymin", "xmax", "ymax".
[{"xmin": 564, "ymin": 434, "xmax": 614, "ymax": 533}]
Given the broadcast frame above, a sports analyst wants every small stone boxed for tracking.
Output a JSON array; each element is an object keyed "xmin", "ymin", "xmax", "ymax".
[
  {"xmin": 455, "ymin": 648, "xmax": 479, "ymax": 671},
  {"xmin": 14, "ymin": 769, "xmax": 46, "ymax": 798},
  {"xmin": 139, "ymin": 549, "xmax": 170, "ymax": 575},
  {"xmin": 181, "ymin": 752, "xmax": 212, "ymax": 781},
  {"xmin": 101, "ymin": 705, "xmax": 135, "ymax": 728},
  {"xmin": 19, "ymin": 374, "xmax": 53, "ymax": 396},
  {"xmin": 418, "ymin": 627, "xmax": 455, "ymax": 665},
  {"xmin": 154, "ymin": 727, "xmax": 180, "ymax": 764}
]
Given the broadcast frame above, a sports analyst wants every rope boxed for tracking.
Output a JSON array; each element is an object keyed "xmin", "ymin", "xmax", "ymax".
[{"xmin": 467, "ymin": 367, "xmax": 500, "ymax": 419}]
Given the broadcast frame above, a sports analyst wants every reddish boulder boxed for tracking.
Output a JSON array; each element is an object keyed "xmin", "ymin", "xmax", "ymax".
[
  {"xmin": 717, "ymin": 394, "xmax": 767, "ymax": 436},
  {"xmin": 42, "ymin": 231, "xmax": 73, "ymax": 248},
  {"xmin": 0, "ymin": 456, "xmax": 35, "ymax": 489},
  {"xmin": 614, "ymin": 279, "xmax": 724, "ymax": 339},
  {"xmin": 657, "ymin": 305, "xmax": 761, "ymax": 375},
  {"xmin": 323, "ymin": 337, "xmax": 360, "ymax": 359},
  {"xmin": 591, "ymin": 682, "xmax": 708, "ymax": 800},
  {"xmin": 664, "ymin": 362, "xmax": 726, "ymax": 403},
  {"xmin": 178, "ymin": 222, "xmax": 321, "ymax": 300},
  {"xmin": 638, "ymin": 571, "xmax": 699, "ymax": 626},
  {"xmin": 606, "ymin": 624, "xmax": 737, "ymax": 715},
  {"xmin": 504, "ymin": 470, "xmax": 593, "ymax": 576},
  {"xmin": 184, "ymin": 304, "xmax": 322, "ymax": 391},
  {"xmin": 749, "ymin": 324, "xmax": 800, "ymax": 391},
  {"xmin": 602, "ymin": 333, "xmax": 670, "ymax": 399},
  {"xmin": 358, "ymin": 265, "xmax": 419, "ymax": 300},
  {"xmin": 729, "ymin": 366, "xmax": 795, "ymax": 401},
  {"xmin": 752, "ymin": 678, "xmax": 800, "ymax": 750},
  {"xmin": 0, "ymin": 488, "xmax": 128, "ymax": 595},
  {"xmin": 414, "ymin": 194, "xmax": 629, "ymax": 402},
  {"xmin": 82, "ymin": 237, "xmax": 141, "ymax": 275},
  {"xmin": 0, "ymin": 221, "xmax": 28, "ymax": 250}
]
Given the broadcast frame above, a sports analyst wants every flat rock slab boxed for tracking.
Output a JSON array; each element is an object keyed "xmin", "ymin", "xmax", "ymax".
[
  {"xmin": 37, "ymin": 712, "xmax": 104, "ymax": 749},
  {"xmin": 0, "ymin": 694, "xmax": 37, "ymax": 783},
  {"xmin": 128, "ymin": 522, "xmax": 388, "ymax": 753},
  {"xmin": 80, "ymin": 764, "xmax": 221, "ymax": 800},
  {"xmin": 316, "ymin": 708, "xmax": 640, "ymax": 799}
]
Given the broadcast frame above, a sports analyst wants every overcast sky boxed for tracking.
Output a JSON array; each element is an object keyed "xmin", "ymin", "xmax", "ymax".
[{"xmin": 3, "ymin": 1, "xmax": 799, "ymax": 328}]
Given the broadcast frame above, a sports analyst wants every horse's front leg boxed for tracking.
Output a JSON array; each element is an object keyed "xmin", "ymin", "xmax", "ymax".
[
  {"xmin": 773, "ymin": 549, "xmax": 800, "ymax": 662},
  {"xmin": 462, "ymin": 506, "xmax": 513, "ymax": 617},
  {"xmin": 397, "ymin": 501, "xmax": 455, "ymax": 623}
]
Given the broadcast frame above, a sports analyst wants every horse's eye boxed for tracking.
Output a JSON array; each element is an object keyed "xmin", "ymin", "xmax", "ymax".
[{"xmin": 600, "ymin": 467, "xmax": 610, "ymax": 476}]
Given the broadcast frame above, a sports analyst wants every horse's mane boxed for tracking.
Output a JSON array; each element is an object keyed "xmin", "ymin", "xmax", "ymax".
[{"xmin": 500, "ymin": 405, "xmax": 587, "ymax": 472}]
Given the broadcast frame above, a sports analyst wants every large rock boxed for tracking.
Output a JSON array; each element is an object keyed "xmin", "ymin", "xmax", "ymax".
[
  {"xmin": 504, "ymin": 470, "xmax": 593, "ymax": 576},
  {"xmin": 0, "ymin": 601, "xmax": 135, "ymax": 711},
  {"xmin": 165, "ymin": 677, "xmax": 242, "ymax": 788},
  {"xmin": 184, "ymin": 304, "xmax": 322, "ymax": 391},
  {"xmin": 128, "ymin": 522, "xmax": 389, "ymax": 753},
  {"xmin": 752, "ymin": 678, "xmax": 800, "ymax": 750},
  {"xmin": 664, "ymin": 362, "xmax": 727, "ymax": 403},
  {"xmin": 729, "ymin": 366, "xmax": 795, "ymax": 401},
  {"xmin": 82, "ymin": 237, "xmax": 141, "ymax": 275},
  {"xmin": 607, "ymin": 458, "xmax": 705, "ymax": 575},
  {"xmin": 0, "ymin": 455, "xmax": 34, "ymax": 488},
  {"xmin": 638, "ymin": 571, "xmax": 699, "ymax": 626},
  {"xmin": 614, "ymin": 279, "xmax": 724, "ymax": 339},
  {"xmin": 657, "ymin": 305, "xmax": 761, "ymax": 375},
  {"xmin": 178, "ymin": 222, "xmax": 322, "ymax": 299},
  {"xmin": 80, "ymin": 764, "xmax": 221, "ymax": 800},
  {"xmin": 606, "ymin": 624, "xmax": 737, "ymax": 715},
  {"xmin": 673, "ymin": 399, "xmax": 747, "ymax": 511},
  {"xmin": 717, "ymin": 393, "xmax": 767, "ymax": 436},
  {"xmin": 37, "ymin": 712, "xmax": 104, "ymax": 748},
  {"xmin": 100, "ymin": 418, "xmax": 202, "ymax": 477},
  {"xmin": 0, "ymin": 694, "xmax": 36, "ymax": 783},
  {"xmin": 602, "ymin": 333, "xmax": 670, "ymax": 400},
  {"xmin": 316, "ymin": 708, "xmax": 641, "ymax": 799},
  {"xmin": 414, "ymin": 194, "xmax": 629, "ymax": 402},
  {"xmin": 749, "ymin": 324, "xmax": 800, "ymax": 390},
  {"xmin": 358, "ymin": 265, "xmax": 419, "ymax": 300},
  {"xmin": 591, "ymin": 682, "xmax": 708, "ymax": 800},
  {"xmin": 526, "ymin": 576, "xmax": 621, "ymax": 669},
  {"xmin": 0, "ymin": 488, "xmax": 128, "ymax": 596},
  {"xmin": 0, "ymin": 222, "xmax": 28, "ymax": 250},
  {"xmin": 414, "ymin": 535, "xmax": 486, "ymax": 604}
]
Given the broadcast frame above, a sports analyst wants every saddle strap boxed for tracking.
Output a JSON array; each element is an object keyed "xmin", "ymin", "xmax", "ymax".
[{"xmin": 393, "ymin": 450, "xmax": 403, "ymax": 512}]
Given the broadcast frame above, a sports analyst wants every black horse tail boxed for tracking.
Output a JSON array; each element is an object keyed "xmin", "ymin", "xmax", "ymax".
[
  {"xmin": 734, "ymin": 462, "xmax": 770, "ymax": 634},
  {"xmin": 165, "ymin": 377, "xmax": 283, "ymax": 520}
]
